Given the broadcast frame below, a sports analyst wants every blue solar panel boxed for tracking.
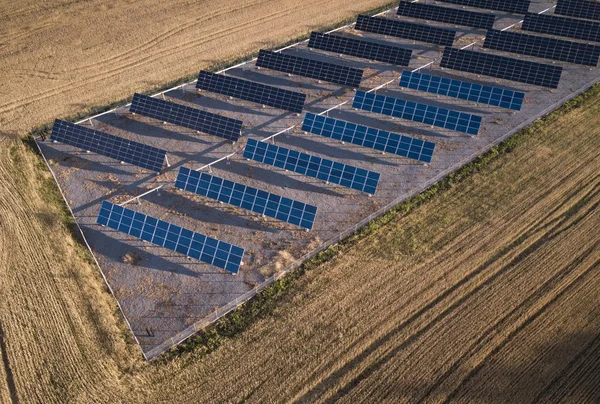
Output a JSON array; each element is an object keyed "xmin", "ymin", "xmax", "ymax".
[
  {"xmin": 352, "ymin": 90, "xmax": 482, "ymax": 135},
  {"xmin": 97, "ymin": 201, "xmax": 244, "ymax": 274},
  {"xmin": 50, "ymin": 119, "xmax": 166, "ymax": 172},
  {"xmin": 175, "ymin": 167, "xmax": 317, "ymax": 230},
  {"xmin": 243, "ymin": 138, "xmax": 380, "ymax": 195},
  {"xmin": 301, "ymin": 113, "xmax": 436, "ymax": 163},
  {"xmin": 399, "ymin": 70, "xmax": 524, "ymax": 111}
]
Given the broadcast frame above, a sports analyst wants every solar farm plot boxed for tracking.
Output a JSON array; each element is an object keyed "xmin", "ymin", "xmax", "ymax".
[
  {"xmin": 397, "ymin": 2, "xmax": 496, "ymax": 30},
  {"xmin": 36, "ymin": 2, "xmax": 600, "ymax": 359}
]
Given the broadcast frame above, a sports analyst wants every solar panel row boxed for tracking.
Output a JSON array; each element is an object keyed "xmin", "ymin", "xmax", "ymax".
[
  {"xmin": 130, "ymin": 93, "xmax": 242, "ymax": 141},
  {"xmin": 522, "ymin": 13, "xmax": 600, "ymax": 43},
  {"xmin": 175, "ymin": 167, "xmax": 317, "ymax": 230},
  {"xmin": 97, "ymin": 201, "xmax": 244, "ymax": 274},
  {"xmin": 196, "ymin": 71, "xmax": 306, "ymax": 113},
  {"xmin": 302, "ymin": 112, "xmax": 436, "ymax": 163},
  {"xmin": 435, "ymin": 0, "xmax": 531, "ymax": 14},
  {"xmin": 308, "ymin": 32, "xmax": 412, "ymax": 66},
  {"xmin": 555, "ymin": 0, "xmax": 600, "ymax": 22},
  {"xmin": 256, "ymin": 49, "xmax": 363, "ymax": 87},
  {"xmin": 399, "ymin": 70, "xmax": 524, "ymax": 111},
  {"xmin": 355, "ymin": 15, "xmax": 456, "ymax": 47},
  {"xmin": 397, "ymin": 2, "xmax": 496, "ymax": 30},
  {"xmin": 352, "ymin": 90, "xmax": 482, "ymax": 135},
  {"xmin": 440, "ymin": 47, "xmax": 562, "ymax": 89},
  {"xmin": 50, "ymin": 119, "xmax": 166, "ymax": 172},
  {"xmin": 243, "ymin": 138, "xmax": 380, "ymax": 195},
  {"xmin": 484, "ymin": 29, "xmax": 600, "ymax": 66}
]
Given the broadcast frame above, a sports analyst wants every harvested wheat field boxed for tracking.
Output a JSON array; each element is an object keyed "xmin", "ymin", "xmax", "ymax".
[{"xmin": 1, "ymin": 0, "xmax": 599, "ymax": 402}]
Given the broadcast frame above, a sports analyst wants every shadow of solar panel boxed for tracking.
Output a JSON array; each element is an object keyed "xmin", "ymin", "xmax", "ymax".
[
  {"xmin": 440, "ymin": 47, "xmax": 562, "ymax": 89},
  {"xmin": 130, "ymin": 93, "xmax": 242, "ymax": 141},
  {"xmin": 397, "ymin": 2, "xmax": 496, "ymax": 30},
  {"xmin": 354, "ymin": 15, "xmax": 456, "ymax": 46},
  {"xmin": 50, "ymin": 119, "xmax": 166, "ymax": 172},
  {"xmin": 352, "ymin": 90, "xmax": 482, "ymax": 135},
  {"xmin": 399, "ymin": 70, "xmax": 524, "ymax": 111},
  {"xmin": 484, "ymin": 29, "xmax": 600, "ymax": 66},
  {"xmin": 243, "ymin": 138, "xmax": 380, "ymax": 195},
  {"xmin": 175, "ymin": 167, "xmax": 317, "ymax": 230},
  {"xmin": 302, "ymin": 112, "xmax": 436, "ymax": 163},
  {"xmin": 435, "ymin": 0, "xmax": 530, "ymax": 14},
  {"xmin": 255, "ymin": 50, "xmax": 363, "ymax": 87},
  {"xmin": 522, "ymin": 13, "xmax": 600, "ymax": 43},
  {"xmin": 556, "ymin": 0, "xmax": 600, "ymax": 21},
  {"xmin": 308, "ymin": 32, "xmax": 412, "ymax": 66},
  {"xmin": 195, "ymin": 71, "xmax": 306, "ymax": 113},
  {"xmin": 97, "ymin": 201, "xmax": 244, "ymax": 274}
]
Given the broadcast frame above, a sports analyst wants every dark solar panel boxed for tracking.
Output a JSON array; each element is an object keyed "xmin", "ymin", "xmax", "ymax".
[
  {"xmin": 484, "ymin": 29, "xmax": 600, "ymax": 66},
  {"xmin": 175, "ymin": 167, "xmax": 318, "ymax": 230},
  {"xmin": 521, "ymin": 13, "xmax": 600, "ymax": 43},
  {"xmin": 352, "ymin": 90, "xmax": 482, "ymax": 135},
  {"xmin": 301, "ymin": 113, "xmax": 436, "ymax": 163},
  {"xmin": 555, "ymin": 0, "xmax": 600, "ymax": 21},
  {"xmin": 255, "ymin": 49, "xmax": 363, "ymax": 87},
  {"xmin": 435, "ymin": 0, "xmax": 530, "ymax": 14},
  {"xmin": 399, "ymin": 70, "xmax": 525, "ymax": 111},
  {"xmin": 354, "ymin": 15, "xmax": 456, "ymax": 47},
  {"xmin": 97, "ymin": 201, "xmax": 244, "ymax": 274},
  {"xmin": 440, "ymin": 47, "xmax": 562, "ymax": 88},
  {"xmin": 50, "ymin": 119, "xmax": 166, "ymax": 172},
  {"xmin": 397, "ymin": 2, "xmax": 496, "ymax": 30},
  {"xmin": 308, "ymin": 32, "xmax": 412, "ymax": 66},
  {"xmin": 129, "ymin": 93, "xmax": 242, "ymax": 141},
  {"xmin": 243, "ymin": 138, "xmax": 380, "ymax": 195},
  {"xmin": 195, "ymin": 71, "xmax": 306, "ymax": 113}
]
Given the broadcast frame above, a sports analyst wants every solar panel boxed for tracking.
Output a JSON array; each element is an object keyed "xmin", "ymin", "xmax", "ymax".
[
  {"xmin": 243, "ymin": 138, "xmax": 380, "ymax": 195},
  {"xmin": 399, "ymin": 70, "xmax": 524, "ymax": 111},
  {"xmin": 255, "ymin": 49, "xmax": 363, "ymax": 87},
  {"xmin": 301, "ymin": 113, "xmax": 436, "ymax": 163},
  {"xmin": 440, "ymin": 47, "xmax": 562, "ymax": 89},
  {"xmin": 50, "ymin": 119, "xmax": 166, "ymax": 172},
  {"xmin": 352, "ymin": 90, "xmax": 482, "ymax": 135},
  {"xmin": 435, "ymin": 0, "xmax": 530, "ymax": 14},
  {"xmin": 521, "ymin": 13, "xmax": 600, "ymax": 43},
  {"xmin": 555, "ymin": 0, "xmax": 600, "ymax": 21},
  {"xmin": 308, "ymin": 32, "xmax": 412, "ymax": 66},
  {"xmin": 175, "ymin": 167, "xmax": 317, "ymax": 230},
  {"xmin": 397, "ymin": 2, "xmax": 496, "ymax": 30},
  {"xmin": 354, "ymin": 15, "xmax": 456, "ymax": 47},
  {"xmin": 129, "ymin": 93, "xmax": 242, "ymax": 142},
  {"xmin": 484, "ymin": 29, "xmax": 600, "ymax": 66},
  {"xmin": 195, "ymin": 71, "xmax": 306, "ymax": 113},
  {"xmin": 97, "ymin": 201, "xmax": 244, "ymax": 274}
]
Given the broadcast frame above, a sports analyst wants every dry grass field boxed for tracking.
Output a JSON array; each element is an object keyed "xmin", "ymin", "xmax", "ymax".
[{"xmin": 0, "ymin": 0, "xmax": 599, "ymax": 402}]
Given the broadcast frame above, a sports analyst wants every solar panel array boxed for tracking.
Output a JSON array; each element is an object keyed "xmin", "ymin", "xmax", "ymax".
[
  {"xmin": 354, "ymin": 15, "xmax": 456, "ymax": 47},
  {"xmin": 243, "ymin": 138, "xmax": 380, "ymax": 194},
  {"xmin": 440, "ymin": 47, "xmax": 562, "ymax": 88},
  {"xmin": 256, "ymin": 49, "xmax": 363, "ymax": 87},
  {"xmin": 555, "ymin": 0, "xmax": 600, "ymax": 21},
  {"xmin": 522, "ymin": 13, "xmax": 600, "ymax": 43},
  {"xmin": 352, "ymin": 90, "xmax": 482, "ymax": 135},
  {"xmin": 308, "ymin": 32, "xmax": 412, "ymax": 66},
  {"xmin": 175, "ymin": 167, "xmax": 317, "ymax": 230},
  {"xmin": 484, "ymin": 29, "xmax": 600, "ymax": 66},
  {"xmin": 196, "ymin": 71, "xmax": 306, "ymax": 113},
  {"xmin": 435, "ymin": 0, "xmax": 531, "ymax": 14},
  {"xmin": 97, "ymin": 201, "xmax": 244, "ymax": 274},
  {"xmin": 397, "ymin": 2, "xmax": 496, "ymax": 30},
  {"xmin": 399, "ymin": 70, "xmax": 524, "ymax": 111},
  {"xmin": 50, "ymin": 119, "xmax": 166, "ymax": 172},
  {"xmin": 130, "ymin": 93, "xmax": 242, "ymax": 142},
  {"xmin": 301, "ymin": 113, "xmax": 436, "ymax": 163}
]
